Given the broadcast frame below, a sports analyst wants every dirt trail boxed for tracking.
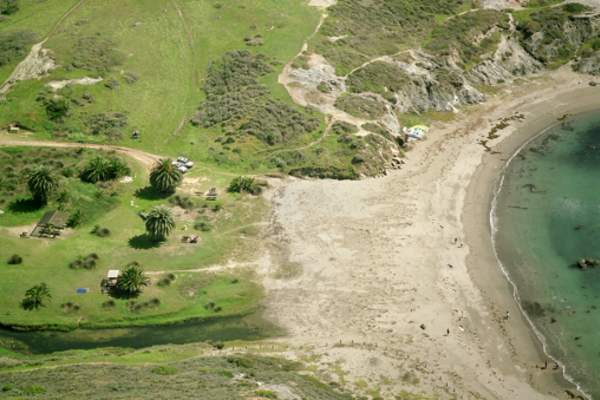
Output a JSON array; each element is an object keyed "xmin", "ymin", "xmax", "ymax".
[
  {"xmin": 0, "ymin": 0, "xmax": 88, "ymax": 95},
  {"xmin": 0, "ymin": 136, "xmax": 160, "ymax": 168},
  {"xmin": 168, "ymin": 0, "xmax": 199, "ymax": 139}
]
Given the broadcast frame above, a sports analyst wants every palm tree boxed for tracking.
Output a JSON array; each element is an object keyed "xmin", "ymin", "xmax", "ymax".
[
  {"xmin": 116, "ymin": 263, "xmax": 149, "ymax": 296},
  {"xmin": 149, "ymin": 159, "xmax": 182, "ymax": 194},
  {"xmin": 27, "ymin": 167, "xmax": 58, "ymax": 205},
  {"xmin": 80, "ymin": 156, "xmax": 111, "ymax": 183},
  {"xmin": 21, "ymin": 283, "xmax": 51, "ymax": 310},
  {"xmin": 144, "ymin": 206, "xmax": 175, "ymax": 242}
]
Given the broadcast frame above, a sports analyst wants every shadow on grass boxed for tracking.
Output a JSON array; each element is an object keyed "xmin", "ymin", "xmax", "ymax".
[
  {"xmin": 128, "ymin": 234, "xmax": 161, "ymax": 249},
  {"xmin": 8, "ymin": 198, "xmax": 43, "ymax": 213},
  {"xmin": 108, "ymin": 288, "xmax": 141, "ymax": 300},
  {"xmin": 135, "ymin": 186, "xmax": 171, "ymax": 200}
]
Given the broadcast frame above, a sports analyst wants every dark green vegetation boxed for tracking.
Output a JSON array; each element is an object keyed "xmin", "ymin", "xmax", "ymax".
[
  {"xmin": 79, "ymin": 155, "xmax": 130, "ymax": 183},
  {"xmin": 0, "ymin": 352, "xmax": 353, "ymax": 400},
  {"xmin": 194, "ymin": 50, "xmax": 319, "ymax": 145},
  {"xmin": 0, "ymin": 0, "xmax": 19, "ymax": 15},
  {"xmin": 21, "ymin": 283, "xmax": 51, "ymax": 311}
]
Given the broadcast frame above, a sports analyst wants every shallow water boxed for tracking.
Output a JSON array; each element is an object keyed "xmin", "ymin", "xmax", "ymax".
[
  {"xmin": 0, "ymin": 313, "xmax": 279, "ymax": 354},
  {"xmin": 495, "ymin": 112, "xmax": 600, "ymax": 398}
]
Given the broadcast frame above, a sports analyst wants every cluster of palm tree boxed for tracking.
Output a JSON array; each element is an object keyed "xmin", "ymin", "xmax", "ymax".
[
  {"xmin": 27, "ymin": 167, "xmax": 58, "ymax": 205},
  {"xmin": 149, "ymin": 159, "xmax": 182, "ymax": 194},
  {"xmin": 21, "ymin": 283, "xmax": 51, "ymax": 310},
  {"xmin": 80, "ymin": 156, "xmax": 130, "ymax": 183}
]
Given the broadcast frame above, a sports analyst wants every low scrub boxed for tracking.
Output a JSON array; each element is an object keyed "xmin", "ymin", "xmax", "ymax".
[
  {"xmin": 194, "ymin": 50, "xmax": 319, "ymax": 145},
  {"xmin": 69, "ymin": 253, "xmax": 99, "ymax": 270},
  {"xmin": 0, "ymin": 30, "xmax": 34, "ymax": 67}
]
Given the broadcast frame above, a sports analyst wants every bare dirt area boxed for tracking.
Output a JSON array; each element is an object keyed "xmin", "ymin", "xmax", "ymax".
[
  {"xmin": 0, "ymin": 41, "xmax": 56, "ymax": 95},
  {"xmin": 260, "ymin": 69, "xmax": 599, "ymax": 399}
]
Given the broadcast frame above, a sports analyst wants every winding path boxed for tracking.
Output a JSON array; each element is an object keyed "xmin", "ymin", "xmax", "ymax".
[{"xmin": 0, "ymin": 135, "xmax": 161, "ymax": 167}]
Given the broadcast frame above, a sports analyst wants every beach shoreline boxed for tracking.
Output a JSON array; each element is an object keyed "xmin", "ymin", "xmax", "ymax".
[
  {"xmin": 263, "ymin": 68, "xmax": 600, "ymax": 399},
  {"xmin": 464, "ymin": 79, "xmax": 600, "ymax": 399}
]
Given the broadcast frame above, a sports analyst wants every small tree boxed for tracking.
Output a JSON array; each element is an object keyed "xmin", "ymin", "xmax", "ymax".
[
  {"xmin": 27, "ymin": 167, "xmax": 58, "ymax": 205},
  {"xmin": 149, "ymin": 159, "xmax": 182, "ymax": 194},
  {"xmin": 21, "ymin": 283, "xmax": 51, "ymax": 310},
  {"xmin": 144, "ymin": 206, "xmax": 175, "ymax": 242},
  {"xmin": 115, "ymin": 263, "xmax": 149, "ymax": 296}
]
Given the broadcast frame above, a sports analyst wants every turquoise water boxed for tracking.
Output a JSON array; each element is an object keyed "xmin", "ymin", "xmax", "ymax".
[{"xmin": 495, "ymin": 112, "xmax": 600, "ymax": 398}]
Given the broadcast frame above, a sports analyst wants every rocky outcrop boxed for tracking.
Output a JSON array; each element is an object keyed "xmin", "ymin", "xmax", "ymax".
[{"xmin": 575, "ymin": 51, "xmax": 600, "ymax": 75}]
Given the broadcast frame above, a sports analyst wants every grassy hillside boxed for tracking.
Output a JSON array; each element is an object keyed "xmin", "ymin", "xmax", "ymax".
[{"xmin": 0, "ymin": 347, "xmax": 354, "ymax": 399}]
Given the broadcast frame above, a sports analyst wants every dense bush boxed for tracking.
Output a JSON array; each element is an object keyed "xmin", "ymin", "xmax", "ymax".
[
  {"xmin": 0, "ymin": 0, "xmax": 19, "ymax": 15},
  {"xmin": 44, "ymin": 98, "xmax": 70, "ymax": 122},
  {"xmin": 194, "ymin": 50, "xmax": 319, "ymax": 145},
  {"xmin": 227, "ymin": 176, "xmax": 262, "ymax": 195},
  {"xmin": 7, "ymin": 254, "xmax": 22, "ymax": 265},
  {"xmin": 0, "ymin": 30, "xmax": 34, "ymax": 67}
]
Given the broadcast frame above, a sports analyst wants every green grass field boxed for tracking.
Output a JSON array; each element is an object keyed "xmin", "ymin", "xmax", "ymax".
[
  {"xmin": 0, "ymin": 145, "xmax": 268, "ymax": 330},
  {"xmin": 0, "ymin": 0, "xmax": 322, "ymax": 333}
]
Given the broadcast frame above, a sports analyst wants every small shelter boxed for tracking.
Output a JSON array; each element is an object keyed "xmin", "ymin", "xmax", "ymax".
[
  {"xmin": 31, "ymin": 210, "xmax": 68, "ymax": 238},
  {"xmin": 106, "ymin": 270, "xmax": 121, "ymax": 286}
]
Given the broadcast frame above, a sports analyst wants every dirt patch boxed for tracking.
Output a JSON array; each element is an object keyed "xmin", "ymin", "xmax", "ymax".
[
  {"xmin": 0, "ymin": 41, "xmax": 56, "ymax": 95},
  {"xmin": 47, "ymin": 77, "xmax": 103, "ymax": 91}
]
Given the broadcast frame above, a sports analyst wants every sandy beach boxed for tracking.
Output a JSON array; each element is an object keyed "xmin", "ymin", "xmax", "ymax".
[{"xmin": 261, "ymin": 68, "xmax": 600, "ymax": 399}]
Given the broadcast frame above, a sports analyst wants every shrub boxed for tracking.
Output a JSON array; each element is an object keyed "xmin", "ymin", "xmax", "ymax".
[
  {"xmin": 227, "ymin": 176, "xmax": 262, "ymax": 195},
  {"xmin": 7, "ymin": 254, "xmax": 22, "ymax": 265},
  {"xmin": 91, "ymin": 225, "xmax": 111, "ymax": 237},
  {"xmin": 67, "ymin": 209, "xmax": 83, "ymax": 227},
  {"xmin": 194, "ymin": 217, "xmax": 212, "ymax": 232},
  {"xmin": 69, "ymin": 253, "xmax": 99, "ymax": 270},
  {"xmin": 0, "ymin": 0, "xmax": 19, "ymax": 15},
  {"xmin": 44, "ymin": 98, "xmax": 70, "ymax": 122}
]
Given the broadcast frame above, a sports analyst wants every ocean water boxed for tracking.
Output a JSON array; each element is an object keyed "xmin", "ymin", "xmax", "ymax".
[{"xmin": 494, "ymin": 112, "xmax": 600, "ymax": 398}]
